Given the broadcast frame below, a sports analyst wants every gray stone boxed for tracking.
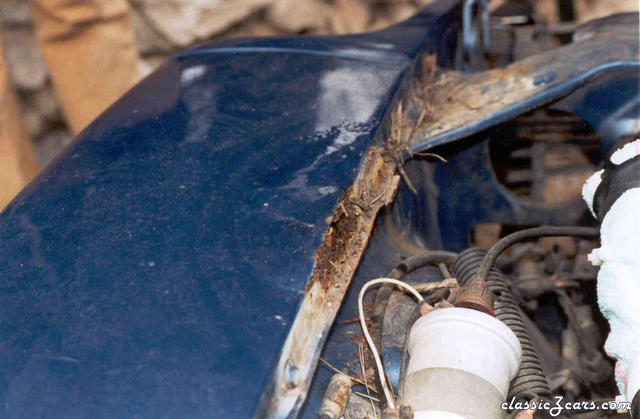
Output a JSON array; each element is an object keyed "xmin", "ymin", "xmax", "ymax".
[
  {"xmin": 329, "ymin": 0, "xmax": 371, "ymax": 34},
  {"xmin": 0, "ymin": 0, "xmax": 31, "ymax": 25},
  {"xmin": 139, "ymin": 55, "xmax": 166, "ymax": 78},
  {"xmin": 30, "ymin": 84, "xmax": 61, "ymax": 121},
  {"xmin": 3, "ymin": 27, "xmax": 48, "ymax": 91},
  {"xmin": 267, "ymin": 0, "xmax": 332, "ymax": 33},
  {"xmin": 368, "ymin": 3, "xmax": 417, "ymax": 31},
  {"xmin": 131, "ymin": 8, "xmax": 173, "ymax": 55},
  {"xmin": 20, "ymin": 84, "xmax": 62, "ymax": 139},
  {"xmin": 22, "ymin": 106, "xmax": 44, "ymax": 138},
  {"xmin": 131, "ymin": 0, "xmax": 272, "ymax": 47}
]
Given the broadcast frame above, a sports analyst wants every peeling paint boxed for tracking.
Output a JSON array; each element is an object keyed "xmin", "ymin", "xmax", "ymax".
[
  {"xmin": 257, "ymin": 53, "xmax": 439, "ymax": 418},
  {"xmin": 408, "ymin": 29, "xmax": 640, "ymax": 151}
]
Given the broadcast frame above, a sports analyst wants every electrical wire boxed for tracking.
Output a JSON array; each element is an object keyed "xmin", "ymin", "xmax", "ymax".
[
  {"xmin": 358, "ymin": 278, "xmax": 425, "ymax": 411},
  {"xmin": 373, "ymin": 250, "xmax": 457, "ymax": 353},
  {"xmin": 475, "ymin": 226, "xmax": 599, "ymax": 282},
  {"xmin": 386, "ymin": 251, "xmax": 458, "ymax": 280}
]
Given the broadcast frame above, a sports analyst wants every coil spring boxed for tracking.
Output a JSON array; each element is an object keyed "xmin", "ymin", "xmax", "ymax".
[{"xmin": 451, "ymin": 247, "xmax": 551, "ymax": 400}]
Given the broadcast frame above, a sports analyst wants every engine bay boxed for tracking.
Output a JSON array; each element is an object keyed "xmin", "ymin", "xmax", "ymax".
[{"xmin": 302, "ymin": 103, "xmax": 639, "ymax": 418}]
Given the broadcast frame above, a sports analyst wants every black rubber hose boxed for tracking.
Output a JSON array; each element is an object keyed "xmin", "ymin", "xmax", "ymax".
[
  {"xmin": 386, "ymin": 251, "xmax": 458, "ymax": 280},
  {"xmin": 452, "ymin": 247, "xmax": 551, "ymax": 400},
  {"xmin": 374, "ymin": 251, "xmax": 457, "ymax": 325},
  {"xmin": 475, "ymin": 226, "xmax": 599, "ymax": 282},
  {"xmin": 373, "ymin": 250, "xmax": 458, "ymax": 343},
  {"xmin": 371, "ymin": 250, "xmax": 458, "ymax": 393}
]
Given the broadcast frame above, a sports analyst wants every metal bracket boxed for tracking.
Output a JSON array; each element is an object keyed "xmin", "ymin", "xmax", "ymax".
[{"xmin": 462, "ymin": 0, "xmax": 491, "ymax": 68}]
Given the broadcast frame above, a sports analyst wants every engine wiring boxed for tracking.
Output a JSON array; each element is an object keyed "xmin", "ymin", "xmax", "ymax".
[
  {"xmin": 475, "ymin": 226, "xmax": 599, "ymax": 282},
  {"xmin": 357, "ymin": 278, "xmax": 427, "ymax": 411},
  {"xmin": 350, "ymin": 228, "xmax": 608, "ymax": 415}
]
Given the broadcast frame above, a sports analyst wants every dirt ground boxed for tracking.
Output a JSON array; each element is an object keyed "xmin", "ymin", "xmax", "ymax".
[{"xmin": 0, "ymin": 0, "xmax": 637, "ymax": 168}]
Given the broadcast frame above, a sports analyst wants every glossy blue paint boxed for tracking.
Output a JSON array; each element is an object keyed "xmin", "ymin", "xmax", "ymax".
[
  {"xmin": 1, "ymin": 2, "xmax": 637, "ymax": 417},
  {"xmin": 0, "ymin": 4, "xmax": 458, "ymax": 418}
]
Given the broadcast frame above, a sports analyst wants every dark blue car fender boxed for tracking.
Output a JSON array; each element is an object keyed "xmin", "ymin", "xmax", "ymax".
[
  {"xmin": 0, "ymin": 2, "xmax": 638, "ymax": 418},
  {"xmin": 0, "ymin": 2, "xmax": 458, "ymax": 417}
]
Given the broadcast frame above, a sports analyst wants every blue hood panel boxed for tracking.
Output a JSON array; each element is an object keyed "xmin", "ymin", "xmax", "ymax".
[{"xmin": 0, "ymin": 6, "xmax": 455, "ymax": 418}]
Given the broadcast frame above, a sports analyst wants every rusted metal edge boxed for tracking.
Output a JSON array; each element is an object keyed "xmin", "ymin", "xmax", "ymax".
[
  {"xmin": 256, "ymin": 20, "xmax": 640, "ymax": 418},
  {"xmin": 408, "ymin": 29, "xmax": 640, "ymax": 153},
  {"xmin": 255, "ymin": 53, "xmax": 438, "ymax": 419}
]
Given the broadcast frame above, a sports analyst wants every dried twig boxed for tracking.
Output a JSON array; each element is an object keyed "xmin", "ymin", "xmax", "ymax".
[
  {"xmin": 354, "ymin": 391, "xmax": 381, "ymax": 403},
  {"xmin": 397, "ymin": 164, "xmax": 418, "ymax": 195},
  {"xmin": 404, "ymin": 146, "xmax": 447, "ymax": 163},
  {"xmin": 413, "ymin": 277, "xmax": 458, "ymax": 293},
  {"xmin": 339, "ymin": 202, "xmax": 349, "ymax": 217},
  {"xmin": 411, "ymin": 151, "xmax": 447, "ymax": 163},
  {"xmin": 369, "ymin": 191, "xmax": 385, "ymax": 206},
  {"xmin": 415, "ymin": 108, "xmax": 428, "ymax": 130},
  {"xmin": 358, "ymin": 343, "xmax": 378, "ymax": 418},
  {"xmin": 318, "ymin": 357, "xmax": 378, "ymax": 393}
]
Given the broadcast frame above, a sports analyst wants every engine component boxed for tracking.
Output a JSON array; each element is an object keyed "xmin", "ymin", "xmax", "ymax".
[
  {"xmin": 452, "ymin": 248, "xmax": 551, "ymax": 400},
  {"xmin": 582, "ymin": 139, "xmax": 640, "ymax": 413},
  {"xmin": 555, "ymin": 292, "xmax": 611, "ymax": 384},
  {"xmin": 453, "ymin": 277, "xmax": 495, "ymax": 316},
  {"xmin": 318, "ymin": 373, "xmax": 352, "ymax": 419},
  {"xmin": 343, "ymin": 392, "xmax": 380, "ymax": 419},
  {"xmin": 402, "ymin": 307, "xmax": 521, "ymax": 418},
  {"xmin": 473, "ymin": 226, "xmax": 599, "ymax": 283}
]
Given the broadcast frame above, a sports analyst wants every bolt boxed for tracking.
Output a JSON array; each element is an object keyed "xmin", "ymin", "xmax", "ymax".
[{"xmin": 285, "ymin": 362, "xmax": 299, "ymax": 389}]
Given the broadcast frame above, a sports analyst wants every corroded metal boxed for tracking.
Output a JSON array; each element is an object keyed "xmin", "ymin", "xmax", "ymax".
[
  {"xmin": 318, "ymin": 373, "xmax": 352, "ymax": 419},
  {"xmin": 453, "ymin": 277, "xmax": 495, "ymax": 316},
  {"xmin": 408, "ymin": 14, "xmax": 640, "ymax": 153}
]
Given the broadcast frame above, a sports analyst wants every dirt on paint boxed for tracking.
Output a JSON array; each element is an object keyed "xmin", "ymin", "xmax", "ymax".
[{"xmin": 305, "ymin": 53, "xmax": 439, "ymax": 293}]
